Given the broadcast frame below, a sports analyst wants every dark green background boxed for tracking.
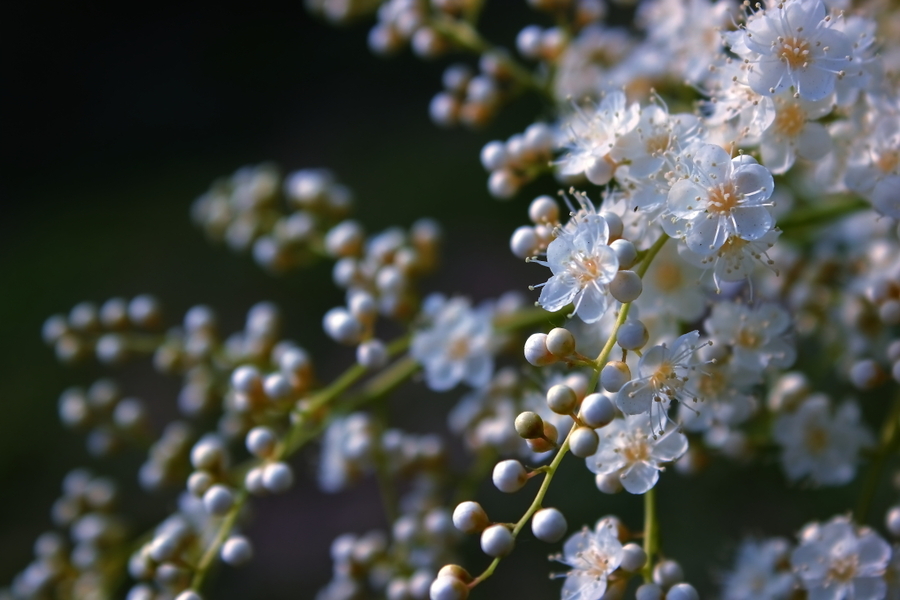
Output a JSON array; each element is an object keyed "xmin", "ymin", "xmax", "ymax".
[{"xmin": 0, "ymin": 1, "xmax": 885, "ymax": 598}]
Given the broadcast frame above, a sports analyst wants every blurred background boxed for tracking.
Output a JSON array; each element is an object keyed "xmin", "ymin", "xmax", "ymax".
[{"xmin": 0, "ymin": 1, "xmax": 883, "ymax": 598}]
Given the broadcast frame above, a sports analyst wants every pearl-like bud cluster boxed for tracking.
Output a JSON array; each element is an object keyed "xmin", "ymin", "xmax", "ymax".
[
  {"xmin": 128, "ymin": 510, "xmax": 211, "ymax": 599},
  {"xmin": 139, "ymin": 421, "xmax": 195, "ymax": 491},
  {"xmin": 325, "ymin": 220, "xmax": 440, "ymax": 362},
  {"xmin": 8, "ymin": 470, "xmax": 128, "ymax": 600},
  {"xmin": 191, "ymin": 165, "xmax": 353, "ymax": 273},
  {"xmin": 430, "ymin": 53, "xmax": 525, "ymax": 129},
  {"xmin": 58, "ymin": 379, "xmax": 148, "ymax": 457},
  {"xmin": 482, "ymin": 124, "xmax": 555, "ymax": 199},
  {"xmin": 42, "ymin": 295, "xmax": 163, "ymax": 365}
]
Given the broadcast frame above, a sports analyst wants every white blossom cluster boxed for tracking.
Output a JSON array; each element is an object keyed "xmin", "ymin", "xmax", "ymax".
[{"xmin": 10, "ymin": 0, "xmax": 900, "ymax": 599}]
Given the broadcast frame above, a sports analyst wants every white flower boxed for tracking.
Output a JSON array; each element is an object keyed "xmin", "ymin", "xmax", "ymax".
[
  {"xmin": 318, "ymin": 413, "xmax": 376, "ymax": 493},
  {"xmin": 411, "ymin": 294, "xmax": 495, "ymax": 391},
  {"xmin": 664, "ymin": 144, "xmax": 775, "ymax": 256},
  {"xmin": 680, "ymin": 230, "xmax": 781, "ymax": 291},
  {"xmin": 616, "ymin": 330, "xmax": 707, "ymax": 430},
  {"xmin": 586, "ymin": 415, "xmax": 688, "ymax": 494},
  {"xmin": 704, "ymin": 301, "xmax": 795, "ymax": 374},
  {"xmin": 773, "ymin": 395, "xmax": 873, "ymax": 486},
  {"xmin": 730, "ymin": 0, "xmax": 853, "ymax": 101},
  {"xmin": 556, "ymin": 91, "xmax": 641, "ymax": 185},
  {"xmin": 791, "ymin": 516, "xmax": 891, "ymax": 600},
  {"xmin": 635, "ymin": 251, "xmax": 707, "ymax": 324},
  {"xmin": 759, "ymin": 93, "xmax": 834, "ymax": 175},
  {"xmin": 532, "ymin": 212, "xmax": 619, "ymax": 323},
  {"xmin": 679, "ymin": 360, "xmax": 759, "ymax": 435},
  {"xmin": 722, "ymin": 538, "xmax": 797, "ymax": 600},
  {"xmin": 552, "ymin": 518, "xmax": 624, "ymax": 600}
]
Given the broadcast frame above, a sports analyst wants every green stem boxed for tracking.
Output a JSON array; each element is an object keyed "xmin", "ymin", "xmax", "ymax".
[
  {"xmin": 642, "ymin": 486, "xmax": 658, "ymax": 583},
  {"xmin": 855, "ymin": 396, "xmax": 900, "ymax": 524},
  {"xmin": 191, "ymin": 489, "xmax": 249, "ymax": 591},
  {"xmin": 468, "ymin": 428, "xmax": 575, "ymax": 588}
]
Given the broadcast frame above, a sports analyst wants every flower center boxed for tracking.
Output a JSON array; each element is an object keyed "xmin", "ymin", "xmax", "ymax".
[
  {"xmin": 653, "ymin": 261, "xmax": 683, "ymax": 292},
  {"xmin": 804, "ymin": 427, "xmax": 829, "ymax": 455},
  {"xmin": 621, "ymin": 435, "xmax": 650, "ymax": 463},
  {"xmin": 779, "ymin": 36, "xmax": 811, "ymax": 70},
  {"xmin": 736, "ymin": 327, "xmax": 761, "ymax": 349},
  {"xmin": 827, "ymin": 555, "xmax": 859, "ymax": 583},
  {"xmin": 645, "ymin": 133, "xmax": 670, "ymax": 156},
  {"xmin": 876, "ymin": 150, "xmax": 899, "ymax": 175},
  {"xmin": 708, "ymin": 182, "xmax": 741, "ymax": 215},
  {"xmin": 447, "ymin": 337, "xmax": 469, "ymax": 360},
  {"xmin": 569, "ymin": 252, "xmax": 609, "ymax": 287},
  {"xmin": 774, "ymin": 102, "xmax": 807, "ymax": 138}
]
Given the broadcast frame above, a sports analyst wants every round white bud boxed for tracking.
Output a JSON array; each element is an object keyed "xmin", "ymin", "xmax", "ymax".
[
  {"xmin": 429, "ymin": 92, "xmax": 458, "ymax": 127},
  {"xmin": 128, "ymin": 295, "xmax": 162, "ymax": 328},
  {"xmin": 187, "ymin": 471, "xmax": 213, "ymax": 497},
  {"xmin": 889, "ymin": 340, "xmax": 900, "ymax": 362},
  {"xmin": 480, "ymin": 141, "xmax": 507, "ymax": 171},
  {"xmin": 184, "ymin": 305, "xmax": 216, "ymax": 332},
  {"xmin": 429, "ymin": 575, "xmax": 469, "ymax": 600},
  {"xmin": 546, "ymin": 384, "xmax": 578, "ymax": 415},
  {"xmin": 357, "ymin": 339, "xmax": 389, "ymax": 370},
  {"xmin": 620, "ymin": 543, "xmax": 647, "ymax": 572},
  {"xmin": 442, "ymin": 64, "xmax": 472, "ymax": 92},
  {"xmin": 516, "ymin": 25, "xmax": 543, "ymax": 58},
  {"xmin": 202, "ymin": 485, "xmax": 234, "ymax": 516},
  {"xmin": 546, "ymin": 327, "xmax": 576, "ymax": 357},
  {"xmin": 488, "ymin": 170, "xmax": 519, "ymax": 200},
  {"xmin": 609, "ymin": 270, "xmax": 643, "ymax": 303},
  {"xmin": 323, "ymin": 307, "xmax": 363, "ymax": 345},
  {"xmin": 325, "ymin": 220, "xmax": 364, "ymax": 258},
  {"xmin": 569, "ymin": 427, "xmax": 600, "ymax": 458},
  {"xmin": 887, "ymin": 506, "xmax": 900, "ymax": 536},
  {"xmin": 452, "ymin": 501, "xmax": 489, "ymax": 534},
  {"xmin": 579, "ymin": 393, "xmax": 615, "ymax": 429},
  {"xmin": 609, "ymin": 239, "xmax": 637, "ymax": 269},
  {"xmin": 411, "ymin": 26, "xmax": 446, "ymax": 58},
  {"xmin": 524, "ymin": 333, "xmax": 557, "ymax": 366},
  {"xmin": 666, "ymin": 583, "xmax": 699, "ymax": 600},
  {"xmin": 595, "ymin": 473, "xmax": 623, "ymax": 494},
  {"xmin": 492, "ymin": 460, "xmax": 528, "ymax": 493},
  {"xmin": 510, "ymin": 226, "xmax": 539, "ymax": 259},
  {"xmin": 480, "ymin": 524, "xmax": 515, "ymax": 557},
  {"xmin": 850, "ymin": 359, "xmax": 883, "ymax": 390},
  {"xmin": 585, "ymin": 156, "xmax": 614, "ymax": 185},
  {"xmin": 528, "ymin": 195, "xmax": 559, "ymax": 224},
  {"xmin": 523, "ymin": 123, "xmax": 554, "ymax": 153},
  {"xmin": 244, "ymin": 467, "xmax": 267, "ymax": 496},
  {"xmin": 617, "ymin": 320, "xmax": 649, "ymax": 350},
  {"xmin": 190, "ymin": 437, "xmax": 226, "ymax": 471},
  {"xmin": 263, "ymin": 373, "xmax": 293, "ymax": 401},
  {"xmin": 635, "ymin": 584, "xmax": 663, "ymax": 600},
  {"xmin": 174, "ymin": 592, "xmax": 203, "ymax": 600},
  {"xmin": 653, "ymin": 559, "xmax": 684, "ymax": 588},
  {"xmin": 221, "ymin": 535, "xmax": 253, "ymax": 566},
  {"xmin": 601, "ymin": 212, "xmax": 624, "ymax": 241},
  {"xmin": 601, "ymin": 361, "xmax": 631, "ymax": 393},
  {"xmin": 531, "ymin": 507, "xmax": 567, "ymax": 543},
  {"xmin": 246, "ymin": 427, "xmax": 276, "ymax": 458},
  {"xmin": 231, "ymin": 366, "xmax": 262, "ymax": 395},
  {"xmin": 261, "ymin": 462, "xmax": 294, "ymax": 494}
]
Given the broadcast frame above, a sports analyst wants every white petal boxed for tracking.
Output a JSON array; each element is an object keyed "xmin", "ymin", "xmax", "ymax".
[
  {"xmin": 538, "ymin": 275, "xmax": 578, "ymax": 312},
  {"xmin": 793, "ymin": 65, "xmax": 834, "ymax": 102},
  {"xmin": 616, "ymin": 381, "xmax": 654, "ymax": 415},
  {"xmin": 873, "ymin": 176, "xmax": 900, "ymax": 218},
  {"xmin": 748, "ymin": 59, "xmax": 788, "ymax": 96},
  {"xmin": 732, "ymin": 163, "xmax": 774, "ymax": 203},
  {"xmin": 651, "ymin": 430, "xmax": 689, "ymax": 462},
  {"xmin": 693, "ymin": 143, "xmax": 732, "ymax": 182},
  {"xmin": 796, "ymin": 122, "xmax": 832, "ymax": 161},
  {"xmin": 760, "ymin": 137, "xmax": 795, "ymax": 175},
  {"xmin": 620, "ymin": 462, "xmax": 659, "ymax": 494},
  {"xmin": 731, "ymin": 206, "xmax": 774, "ymax": 240},
  {"xmin": 575, "ymin": 284, "xmax": 609, "ymax": 324},
  {"xmin": 667, "ymin": 179, "xmax": 707, "ymax": 218},
  {"xmin": 686, "ymin": 215, "xmax": 726, "ymax": 255}
]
